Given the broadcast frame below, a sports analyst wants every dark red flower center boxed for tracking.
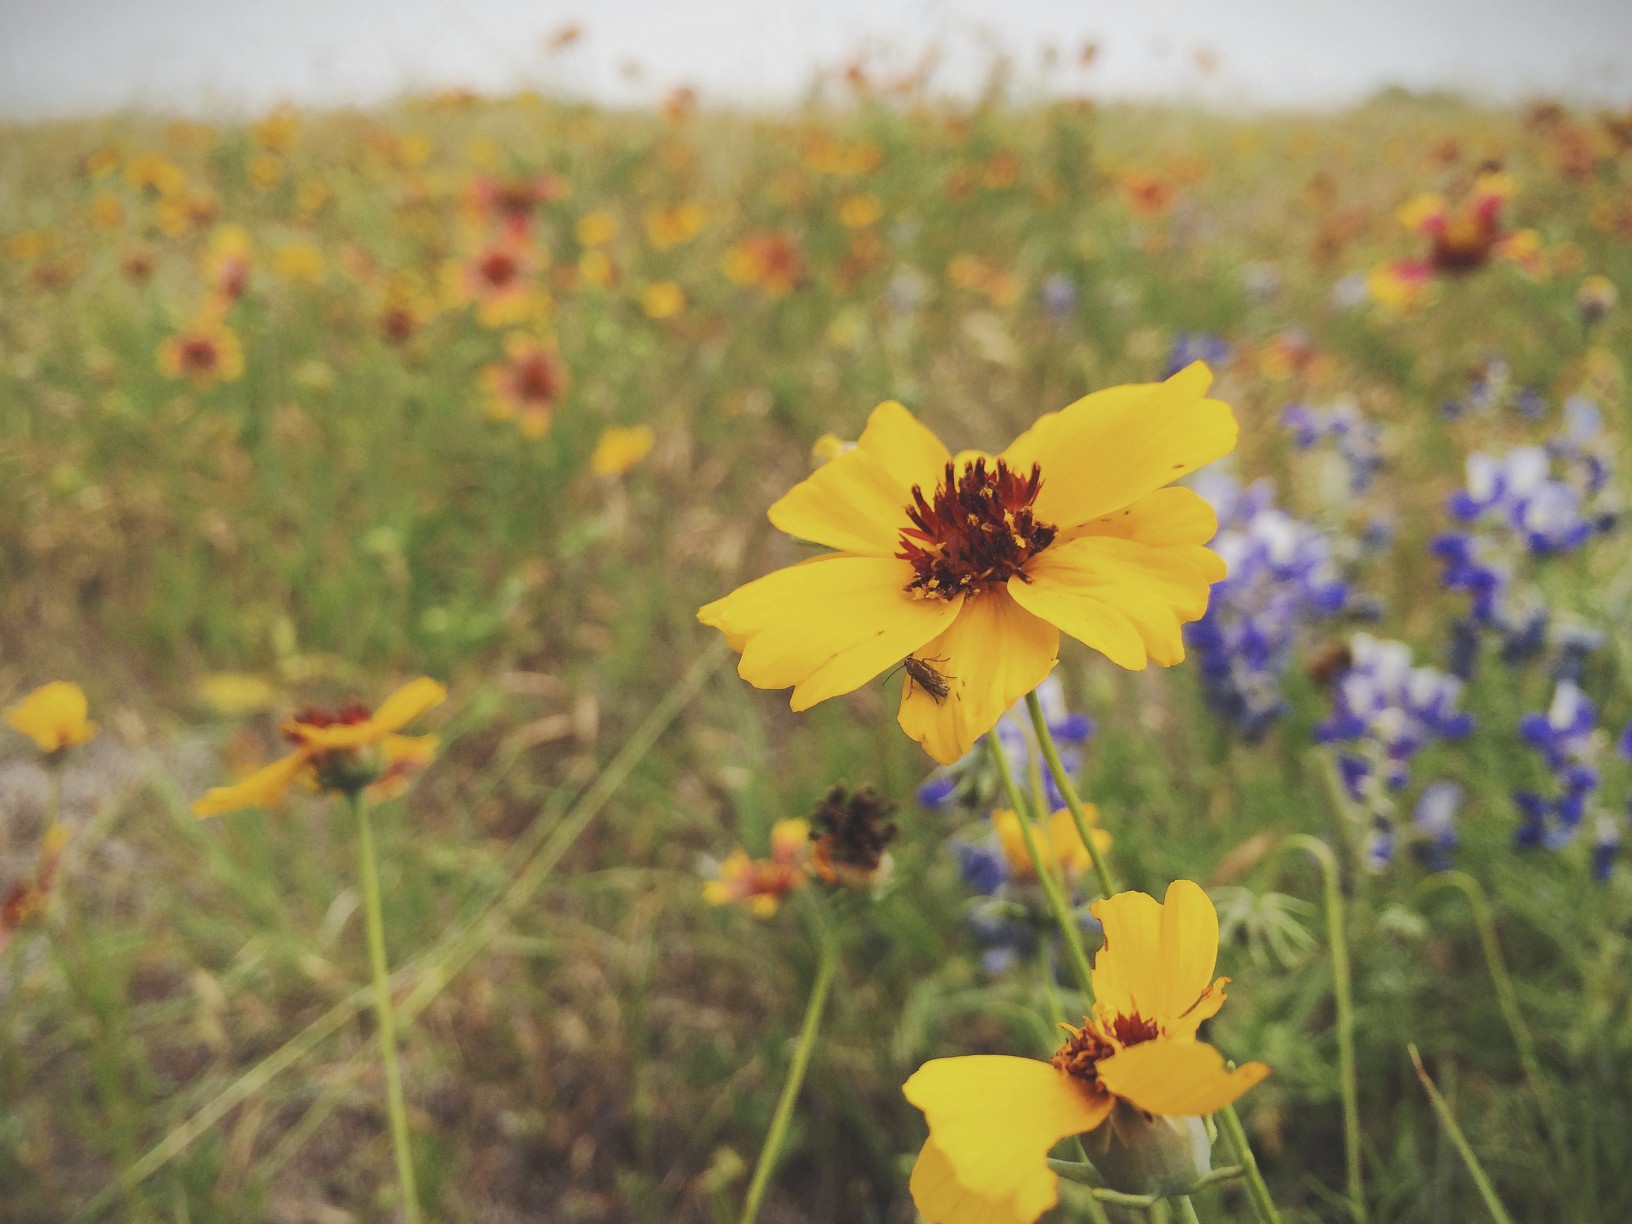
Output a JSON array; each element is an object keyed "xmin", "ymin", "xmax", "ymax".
[
  {"xmin": 897, "ymin": 459, "xmax": 1056, "ymax": 599},
  {"xmin": 285, "ymin": 700, "xmax": 371, "ymax": 742},
  {"xmin": 179, "ymin": 337, "xmax": 220, "ymax": 371},
  {"xmin": 477, "ymin": 250, "xmax": 522, "ymax": 289},
  {"xmin": 1051, "ymin": 1012, "xmax": 1159, "ymax": 1085},
  {"xmin": 509, "ymin": 352, "xmax": 562, "ymax": 403}
]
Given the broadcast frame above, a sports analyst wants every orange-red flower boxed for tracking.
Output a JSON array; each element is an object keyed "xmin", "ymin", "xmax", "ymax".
[{"xmin": 479, "ymin": 333, "xmax": 570, "ymax": 438}]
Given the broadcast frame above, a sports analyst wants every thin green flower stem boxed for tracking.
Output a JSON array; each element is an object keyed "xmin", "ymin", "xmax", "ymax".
[
  {"xmin": 1036, "ymin": 940, "xmax": 1067, "ymax": 1032},
  {"xmin": 1024, "ymin": 692, "xmax": 1116, "ymax": 899},
  {"xmin": 1215, "ymin": 1103, "xmax": 1280, "ymax": 1224},
  {"xmin": 1176, "ymin": 1195, "xmax": 1205, "ymax": 1224},
  {"xmin": 1407, "ymin": 1046, "xmax": 1516, "ymax": 1224},
  {"xmin": 74, "ymin": 645, "xmax": 723, "ymax": 1221},
  {"xmin": 739, "ymin": 920, "xmax": 840, "ymax": 1224},
  {"xmin": 988, "ymin": 733, "xmax": 1095, "ymax": 998},
  {"xmin": 351, "ymin": 792, "xmax": 422, "ymax": 1224},
  {"xmin": 1272, "ymin": 834, "xmax": 1366, "ymax": 1224},
  {"xmin": 1413, "ymin": 873, "xmax": 1567, "ymax": 1176}
]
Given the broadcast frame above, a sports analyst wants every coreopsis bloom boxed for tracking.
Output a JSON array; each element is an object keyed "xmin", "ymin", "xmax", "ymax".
[
  {"xmin": 723, "ymin": 231, "xmax": 804, "ymax": 297},
  {"xmin": 5, "ymin": 682, "xmax": 98, "ymax": 755},
  {"xmin": 479, "ymin": 333, "xmax": 569, "ymax": 439},
  {"xmin": 702, "ymin": 819, "xmax": 810, "ymax": 916},
  {"xmin": 641, "ymin": 280, "xmax": 686, "ymax": 319},
  {"xmin": 645, "ymin": 202, "xmax": 705, "ymax": 249},
  {"xmin": 991, "ymin": 807, "xmax": 1110, "ymax": 881},
  {"xmin": 589, "ymin": 424, "xmax": 655, "ymax": 476},
  {"xmin": 158, "ymin": 318, "xmax": 244, "ymax": 388},
  {"xmin": 273, "ymin": 241, "xmax": 327, "ymax": 285},
  {"xmin": 193, "ymin": 678, "xmax": 446, "ymax": 817},
  {"xmin": 697, "ymin": 364, "xmax": 1235, "ymax": 765},
  {"xmin": 904, "ymin": 881, "xmax": 1269, "ymax": 1220},
  {"xmin": 0, "ymin": 825, "xmax": 70, "ymax": 952}
]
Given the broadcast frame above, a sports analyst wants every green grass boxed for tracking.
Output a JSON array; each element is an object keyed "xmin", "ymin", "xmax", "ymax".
[{"xmin": 1, "ymin": 82, "xmax": 1631, "ymax": 1221}]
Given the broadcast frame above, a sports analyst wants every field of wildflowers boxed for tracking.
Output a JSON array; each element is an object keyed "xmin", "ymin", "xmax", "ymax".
[{"xmin": 2, "ymin": 72, "xmax": 1631, "ymax": 1223}]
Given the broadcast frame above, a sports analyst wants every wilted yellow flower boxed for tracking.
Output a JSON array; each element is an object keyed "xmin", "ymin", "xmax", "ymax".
[
  {"xmin": 992, "ymin": 807, "xmax": 1110, "ymax": 881},
  {"xmin": 641, "ymin": 280, "xmax": 686, "ymax": 319},
  {"xmin": 698, "ymin": 364, "xmax": 1234, "ymax": 765},
  {"xmin": 5, "ymin": 683, "xmax": 99, "ymax": 754},
  {"xmin": 193, "ymin": 678, "xmax": 446, "ymax": 817},
  {"xmin": 590, "ymin": 424, "xmax": 656, "ymax": 475}
]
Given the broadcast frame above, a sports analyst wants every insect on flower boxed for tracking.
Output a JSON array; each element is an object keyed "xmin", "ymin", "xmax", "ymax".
[{"xmin": 901, "ymin": 656, "xmax": 954, "ymax": 703}]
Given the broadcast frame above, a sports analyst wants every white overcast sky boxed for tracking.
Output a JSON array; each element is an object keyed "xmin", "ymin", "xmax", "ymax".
[{"xmin": 1, "ymin": 0, "xmax": 1629, "ymax": 118}]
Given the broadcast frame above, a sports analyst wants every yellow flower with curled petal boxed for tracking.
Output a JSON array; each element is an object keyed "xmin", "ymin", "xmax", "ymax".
[
  {"xmin": 193, "ymin": 678, "xmax": 445, "ymax": 817},
  {"xmin": 5, "ymin": 682, "xmax": 99, "ymax": 754},
  {"xmin": 905, "ymin": 881, "xmax": 1269, "ymax": 1222},
  {"xmin": 697, "ymin": 365, "xmax": 1234, "ymax": 765},
  {"xmin": 590, "ymin": 424, "xmax": 656, "ymax": 476}
]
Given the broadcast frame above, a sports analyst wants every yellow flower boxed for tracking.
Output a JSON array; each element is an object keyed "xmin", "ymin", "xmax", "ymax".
[
  {"xmin": 247, "ymin": 152, "xmax": 286, "ymax": 190},
  {"xmin": 5, "ymin": 682, "xmax": 98, "ymax": 754},
  {"xmin": 702, "ymin": 818, "xmax": 810, "ymax": 916},
  {"xmin": 645, "ymin": 201, "xmax": 705, "ymax": 249},
  {"xmin": 642, "ymin": 280, "xmax": 686, "ymax": 319},
  {"xmin": 590, "ymin": 424, "xmax": 656, "ymax": 476},
  {"xmin": 157, "ymin": 318, "xmax": 244, "ymax": 388},
  {"xmin": 839, "ymin": 193, "xmax": 884, "ymax": 228},
  {"xmin": 904, "ymin": 881, "xmax": 1269, "ymax": 1221},
  {"xmin": 193, "ymin": 678, "xmax": 446, "ymax": 818},
  {"xmin": 575, "ymin": 210, "xmax": 619, "ymax": 247},
  {"xmin": 992, "ymin": 807, "xmax": 1110, "ymax": 880},
  {"xmin": 697, "ymin": 364, "xmax": 1233, "ymax": 765},
  {"xmin": 273, "ymin": 242, "xmax": 326, "ymax": 285}
]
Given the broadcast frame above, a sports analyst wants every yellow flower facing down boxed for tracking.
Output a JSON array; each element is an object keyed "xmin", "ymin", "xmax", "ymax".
[
  {"xmin": 193, "ymin": 678, "xmax": 446, "ymax": 818},
  {"xmin": 5, "ymin": 682, "xmax": 98, "ymax": 754},
  {"xmin": 905, "ymin": 881, "xmax": 1269, "ymax": 1222},
  {"xmin": 697, "ymin": 364, "xmax": 1234, "ymax": 765},
  {"xmin": 992, "ymin": 806, "xmax": 1110, "ymax": 881}
]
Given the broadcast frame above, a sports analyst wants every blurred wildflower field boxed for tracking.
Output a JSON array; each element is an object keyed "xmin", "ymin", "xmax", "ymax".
[{"xmin": 3, "ymin": 73, "xmax": 1632, "ymax": 1223}]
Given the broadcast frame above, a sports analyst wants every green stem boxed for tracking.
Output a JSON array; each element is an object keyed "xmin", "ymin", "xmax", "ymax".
[
  {"xmin": 1413, "ymin": 873, "xmax": 1565, "ymax": 1176},
  {"xmin": 1273, "ymin": 834, "xmax": 1366, "ymax": 1223},
  {"xmin": 352, "ymin": 794, "xmax": 422, "ymax": 1224},
  {"xmin": 1216, "ymin": 1104, "xmax": 1280, "ymax": 1224},
  {"xmin": 988, "ymin": 733, "xmax": 1095, "ymax": 998},
  {"xmin": 1176, "ymin": 1195, "xmax": 1205, "ymax": 1224},
  {"xmin": 739, "ymin": 920, "xmax": 840, "ymax": 1224},
  {"xmin": 1025, "ymin": 692, "xmax": 1116, "ymax": 899},
  {"xmin": 1407, "ymin": 1046, "xmax": 1516, "ymax": 1224}
]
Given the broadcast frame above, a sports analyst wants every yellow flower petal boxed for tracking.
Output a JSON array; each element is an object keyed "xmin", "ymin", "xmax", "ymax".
[
  {"xmin": 369, "ymin": 677, "xmax": 449, "ymax": 734},
  {"xmin": 768, "ymin": 401, "xmax": 949, "ymax": 554},
  {"xmin": 1154, "ymin": 880, "xmax": 1223, "ymax": 1031},
  {"xmin": 192, "ymin": 750, "xmax": 312, "ymax": 818},
  {"xmin": 1095, "ymin": 1039, "xmax": 1270, "ymax": 1117},
  {"xmin": 1010, "ymin": 535, "xmax": 1224, "ymax": 670},
  {"xmin": 896, "ymin": 590, "xmax": 1059, "ymax": 766},
  {"xmin": 1090, "ymin": 889, "xmax": 1166, "ymax": 1021},
  {"xmin": 5, "ymin": 682, "xmax": 98, "ymax": 753},
  {"xmin": 698, "ymin": 554, "xmax": 962, "ymax": 710},
  {"xmin": 1000, "ymin": 363, "xmax": 1236, "ymax": 530},
  {"xmin": 904, "ymin": 1056, "xmax": 1112, "ymax": 1207},
  {"xmin": 1070, "ymin": 486, "xmax": 1219, "ymax": 549},
  {"xmin": 910, "ymin": 1139, "xmax": 1042, "ymax": 1224}
]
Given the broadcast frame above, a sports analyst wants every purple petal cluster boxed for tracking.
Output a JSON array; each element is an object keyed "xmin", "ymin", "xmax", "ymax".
[{"xmin": 1281, "ymin": 398, "xmax": 1383, "ymax": 494}]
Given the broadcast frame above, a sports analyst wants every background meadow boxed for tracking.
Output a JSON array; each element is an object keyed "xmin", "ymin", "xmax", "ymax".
[{"xmin": 2, "ymin": 65, "xmax": 1632, "ymax": 1223}]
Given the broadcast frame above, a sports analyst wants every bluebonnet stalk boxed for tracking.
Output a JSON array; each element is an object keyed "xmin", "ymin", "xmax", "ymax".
[
  {"xmin": 1514, "ymin": 679, "xmax": 1604, "ymax": 853},
  {"xmin": 1316, "ymin": 633, "xmax": 1473, "ymax": 870},
  {"xmin": 1186, "ymin": 474, "xmax": 1356, "ymax": 740}
]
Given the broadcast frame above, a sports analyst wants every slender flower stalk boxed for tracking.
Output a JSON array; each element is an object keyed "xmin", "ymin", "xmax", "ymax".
[
  {"xmin": 1408, "ymin": 1046, "xmax": 1517, "ymax": 1224},
  {"xmin": 739, "ymin": 920, "xmax": 840, "ymax": 1224},
  {"xmin": 1216, "ymin": 1103, "xmax": 1281, "ymax": 1224},
  {"xmin": 1274, "ymin": 834, "xmax": 1365, "ymax": 1223},
  {"xmin": 352, "ymin": 793, "xmax": 422, "ymax": 1224},
  {"xmin": 1026, "ymin": 691, "xmax": 1115, "ymax": 898},
  {"xmin": 988, "ymin": 732, "xmax": 1095, "ymax": 997}
]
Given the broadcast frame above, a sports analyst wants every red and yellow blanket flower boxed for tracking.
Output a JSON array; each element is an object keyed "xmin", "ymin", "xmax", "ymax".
[
  {"xmin": 193, "ymin": 678, "xmax": 445, "ymax": 817},
  {"xmin": 697, "ymin": 364, "xmax": 1234, "ymax": 765},
  {"xmin": 702, "ymin": 818, "xmax": 810, "ymax": 916},
  {"xmin": 1370, "ymin": 172, "xmax": 1541, "ymax": 310},
  {"xmin": 5, "ymin": 682, "xmax": 98, "ymax": 754},
  {"xmin": 904, "ymin": 880, "xmax": 1269, "ymax": 1222}
]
